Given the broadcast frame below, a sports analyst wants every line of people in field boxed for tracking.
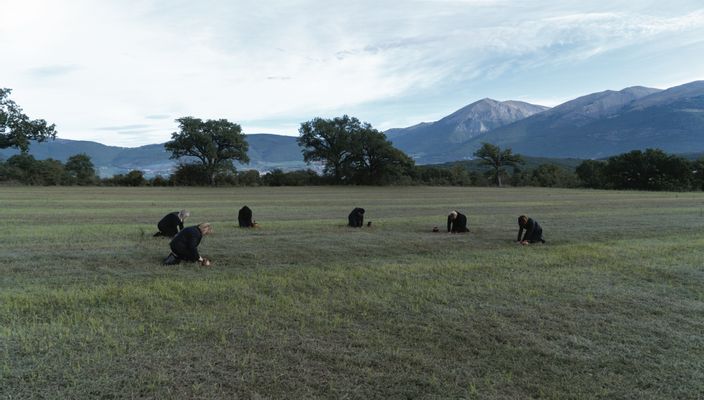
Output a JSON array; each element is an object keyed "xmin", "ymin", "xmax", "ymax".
[{"xmin": 153, "ymin": 207, "xmax": 545, "ymax": 266}]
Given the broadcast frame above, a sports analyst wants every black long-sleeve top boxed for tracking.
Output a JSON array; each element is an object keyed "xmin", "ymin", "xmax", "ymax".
[
  {"xmin": 169, "ymin": 226, "xmax": 203, "ymax": 262},
  {"xmin": 518, "ymin": 218, "xmax": 543, "ymax": 242},
  {"xmin": 157, "ymin": 211, "xmax": 184, "ymax": 237},
  {"xmin": 447, "ymin": 212, "xmax": 469, "ymax": 233},
  {"xmin": 348, "ymin": 208, "xmax": 365, "ymax": 227},
  {"xmin": 238, "ymin": 206, "xmax": 253, "ymax": 227}
]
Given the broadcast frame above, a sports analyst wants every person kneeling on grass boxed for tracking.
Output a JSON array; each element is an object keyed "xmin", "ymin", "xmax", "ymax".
[
  {"xmin": 517, "ymin": 215, "xmax": 545, "ymax": 245},
  {"xmin": 238, "ymin": 205, "xmax": 255, "ymax": 228},
  {"xmin": 163, "ymin": 223, "xmax": 213, "ymax": 266},
  {"xmin": 153, "ymin": 209, "xmax": 190, "ymax": 238},
  {"xmin": 447, "ymin": 210, "xmax": 469, "ymax": 233},
  {"xmin": 348, "ymin": 207, "xmax": 365, "ymax": 228}
]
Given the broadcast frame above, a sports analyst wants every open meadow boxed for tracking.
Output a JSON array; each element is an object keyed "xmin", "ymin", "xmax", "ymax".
[{"xmin": 1, "ymin": 186, "xmax": 703, "ymax": 399}]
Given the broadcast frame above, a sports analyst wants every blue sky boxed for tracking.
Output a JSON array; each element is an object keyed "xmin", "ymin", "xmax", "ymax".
[{"xmin": 1, "ymin": 0, "xmax": 703, "ymax": 146}]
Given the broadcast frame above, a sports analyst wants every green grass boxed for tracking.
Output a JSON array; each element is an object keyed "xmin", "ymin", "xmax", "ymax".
[{"xmin": 1, "ymin": 186, "xmax": 703, "ymax": 399}]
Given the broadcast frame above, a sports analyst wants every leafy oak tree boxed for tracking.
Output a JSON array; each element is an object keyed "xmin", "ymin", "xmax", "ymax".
[
  {"xmin": 165, "ymin": 117, "xmax": 249, "ymax": 186},
  {"xmin": 297, "ymin": 115, "xmax": 356, "ymax": 183},
  {"xmin": 65, "ymin": 153, "xmax": 97, "ymax": 185},
  {"xmin": 349, "ymin": 129, "xmax": 414, "ymax": 185},
  {"xmin": 602, "ymin": 149, "xmax": 692, "ymax": 191},
  {"xmin": 473, "ymin": 142, "xmax": 524, "ymax": 187},
  {"xmin": 298, "ymin": 115, "xmax": 413, "ymax": 184},
  {"xmin": 0, "ymin": 88, "xmax": 57, "ymax": 152},
  {"xmin": 575, "ymin": 159, "xmax": 607, "ymax": 189}
]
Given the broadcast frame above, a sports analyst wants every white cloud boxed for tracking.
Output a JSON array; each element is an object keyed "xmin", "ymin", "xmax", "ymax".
[{"xmin": 1, "ymin": 0, "xmax": 703, "ymax": 145}]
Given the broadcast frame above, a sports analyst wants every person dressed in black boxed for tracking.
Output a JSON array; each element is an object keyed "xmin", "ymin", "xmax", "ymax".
[
  {"xmin": 447, "ymin": 210, "xmax": 469, "ymax": 233},
  {"xmin": 238, "ymin": 205, "xmax": 254, "ymax": 228},
  {"xmin": 348, "ymin": 207, "xmax": 365, "ymax": 227},
  {"xmin": 517, "ymin": 215, "xmax": 545, "ymax": 244},
  {"xmin": 163, "ymin": 223, "xmax": 213, "ymax": 265},
  {"xmin": 153, "ymin": 209, "xmax": 190, "ymax": 237}
]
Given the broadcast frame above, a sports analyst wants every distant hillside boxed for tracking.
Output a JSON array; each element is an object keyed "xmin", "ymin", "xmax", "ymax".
[
  {"xmin": 385, "ymin": 98, "xmax": 549, "ymax": 163},
  {"xmin": 0, "ymin": 134, "xmax": 305, "ymax": 177},
  {"xmin": 454, "ymin": 82, "xmax": 704, "ymax": 158}
]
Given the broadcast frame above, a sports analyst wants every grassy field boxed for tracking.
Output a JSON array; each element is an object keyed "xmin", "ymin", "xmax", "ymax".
[{"xmin": 1, "ymin": 186, "xmax": 703, "ymax": 399}]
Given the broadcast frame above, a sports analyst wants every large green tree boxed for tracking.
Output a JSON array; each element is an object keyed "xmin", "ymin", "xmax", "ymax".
[
  {"xmin": 602, "ymin": 149, "xmax": 692, "ymax": 191},
  {"xmin": 575, "ymin": 160, "xmax": 607, "ymax": 189},
  {"xmin": 1, "ymin": 154, "xmax": 67, "ymax": 185},
  {"xmin": 165, "ymin": 117, "xmax": 249, "ymax": 186},
  {"xmin": 297, "ymin": 115, "xmax": 356, "ymax": 182},
  {"xmin": 65, "ymin": 153, "xmax": 97, "ymax": 185},
  {"xmin": 349, "ymin": 129, "xmax": 414, "ymax": 185},
  {"xmin": 0, "ymin": 88, "xmax": 57, "ymax": 152},
  {"xmin": 298, "ymin": 115, "xmax": 413, "ymax": 184},
  {"xmin": 473, "ymin": 142, "xmax": 524, "ymax": 187}
]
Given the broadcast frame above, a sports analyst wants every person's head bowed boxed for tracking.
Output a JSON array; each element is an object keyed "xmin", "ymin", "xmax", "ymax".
[{"xmin": 198, "ymin": 223, "xmax": 213, "ymax": 235}]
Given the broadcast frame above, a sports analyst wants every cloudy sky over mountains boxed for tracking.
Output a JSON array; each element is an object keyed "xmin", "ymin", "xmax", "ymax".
[{"xmin": 1, "ymin": 0, "xmax": 703, "ymax": 146}]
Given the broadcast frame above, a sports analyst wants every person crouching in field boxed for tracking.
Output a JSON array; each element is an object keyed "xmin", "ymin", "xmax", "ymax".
[
  {"xmin": 447, "ymin": 210, "xmax": 469, "ymax": 233},
  {"xmin": 238, "ymin": 205, "xmax": 255, "ymax": 228},
  {"xmin": 163, "ymin": 223, "xmax": 213, "ymax": 266},
  {"xmin": 153, "ymin": 210, "xmax": 190, "ymax": 238},
  {"xmin": 517, "ymin": 215, "xmax": 545, "ymax": 244},
  {"xmin": 348, "ymin": 207, "xmax": 365, "ymax": 227}
]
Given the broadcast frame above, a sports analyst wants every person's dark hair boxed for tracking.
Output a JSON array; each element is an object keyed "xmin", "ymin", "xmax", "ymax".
[{"xmin": 518, "ymin": 215, "xmax": 528, "ymax": 226}]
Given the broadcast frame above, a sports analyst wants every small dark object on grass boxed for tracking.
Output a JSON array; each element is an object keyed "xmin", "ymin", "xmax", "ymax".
[
  {"xmin": 367, "ymin": 221, "xmax": 372, "ymax": 227},
  {"xmin": 432, "ymin": 226, "xmax": 439, "ymax": 232}
]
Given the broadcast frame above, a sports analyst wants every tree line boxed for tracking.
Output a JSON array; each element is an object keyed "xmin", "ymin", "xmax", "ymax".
[{"xmin": 2, "ymin": 87, "xmax": 704, "ymax": 190}]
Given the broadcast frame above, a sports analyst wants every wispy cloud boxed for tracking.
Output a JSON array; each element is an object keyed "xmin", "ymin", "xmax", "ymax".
[
  {"xmin": 1, "ymin": 0, "xmax": 703, "ymax": 146},
  {"xmin": 96, "ymin": 124, "xmax": 152, "ymax": 131},
  {"xmin": 28, "ymin": 65, "xmax": 80, "ymax": 78}
]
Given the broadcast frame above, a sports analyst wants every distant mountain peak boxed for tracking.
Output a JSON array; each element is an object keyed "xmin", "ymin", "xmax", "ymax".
[
  {"xmin": 544, "ymin": 85, "xmax": 662, "ymax": 122},
  {"xmin": 453, "ymin": 80, "xmax": 704, "ymax": 159},
  {"xmin": 441, "ymin": 98, "xmax": 549, "ymax": 126},
  {"xmin": 385, "ymin": 98, "xmax": 548, "ymax": 162},
  {"xmin": 620, "ymin": 85, "xmax": 661, "ymax": 93},
  {"xmin": 627, "ymin": 80, "xmax": 704, "ymax": 110}
]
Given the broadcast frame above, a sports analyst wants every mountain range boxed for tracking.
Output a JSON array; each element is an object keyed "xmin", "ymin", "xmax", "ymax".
[
  {"xmin": 386, "ymin": 99, "xmax": 549, "ymax": 164},
  {"xmin": 463, "ymin": 81, "xmax": 704, "ymax": 159},
  {"xmin": 2, "ymin": 81, "xmax": 703, "ymax": 175},
  {"xmin": 391, "ymin": 81, "xmax": 704, "ymax": 161},
  {"xmin": 0, "ymin": 134, "xmax": 306, "ymax": 177}
]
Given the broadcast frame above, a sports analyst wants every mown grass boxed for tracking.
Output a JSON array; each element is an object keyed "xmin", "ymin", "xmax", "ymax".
[{"xmin": 1, "ymin": 186, "xmax": 703, "ymax": 399}]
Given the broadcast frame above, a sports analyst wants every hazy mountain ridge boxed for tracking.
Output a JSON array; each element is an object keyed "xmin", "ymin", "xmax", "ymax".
[
  {"xmin": 540, "ymin": 86, "xmax": 662, "ymax": 125},
  {"xmin": 0, "ymin": 134, "xmax": 305, "ymax": 177}
]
